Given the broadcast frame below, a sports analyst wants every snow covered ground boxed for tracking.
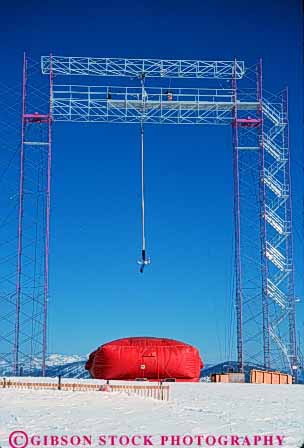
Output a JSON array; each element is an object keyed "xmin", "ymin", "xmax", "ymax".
[{"xmin": 0, "ymin": 382, "xmax": 303, "ymax": 448}]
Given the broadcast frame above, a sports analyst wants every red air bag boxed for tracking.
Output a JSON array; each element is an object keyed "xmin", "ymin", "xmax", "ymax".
[{"xmin": 85, "ymin": 337, "xmax": 203, "ymax": 382}]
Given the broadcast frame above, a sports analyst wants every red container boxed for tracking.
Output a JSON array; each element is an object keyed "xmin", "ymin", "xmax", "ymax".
[{"xmin": 85, "ymin": 337, "xmax": 203, "ymax": 382}]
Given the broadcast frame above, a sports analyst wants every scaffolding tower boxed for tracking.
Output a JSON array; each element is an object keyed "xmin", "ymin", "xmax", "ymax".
[
  {"xmin": 0, "ymin": 56, "xmax": 52, "ymax": 376},
  {"xmin": 0, "ymin": 55, "xmax": 299, "ymax": 379}
]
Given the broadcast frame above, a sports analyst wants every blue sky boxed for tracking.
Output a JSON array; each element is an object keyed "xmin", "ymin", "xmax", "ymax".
[{"xmin": 0, "ymin": 0, "xmax": 303, "ymax": 364}]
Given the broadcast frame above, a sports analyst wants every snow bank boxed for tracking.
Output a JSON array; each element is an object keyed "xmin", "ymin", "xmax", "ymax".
[{"xmin": 0, "ymin": 382, "xmax": 303, "ymax": 448}]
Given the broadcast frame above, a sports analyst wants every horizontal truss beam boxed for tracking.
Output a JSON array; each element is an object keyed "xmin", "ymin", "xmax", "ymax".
[
  {"xmin": 51, "ymin": 85, "xmax": 258, "ymax": 124},
  {"xmin": 42, "ymin": 56, "xmax": 245, "ymax": 79}
]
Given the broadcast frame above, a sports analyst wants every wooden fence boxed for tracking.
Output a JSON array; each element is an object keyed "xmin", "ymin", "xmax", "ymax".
[
  {"xmin": 109, "ymin": 384, "xmax": 169, "ymax": 400},
  {"xmin": 0, "ymin": 378, "xmax": 170, "ymax": 401}
]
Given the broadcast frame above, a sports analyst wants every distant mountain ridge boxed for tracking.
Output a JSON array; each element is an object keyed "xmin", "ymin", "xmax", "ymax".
[
  {"xmin": 0, "ymin": 354, "xmax": 89, "ymax": 378},
  {"xmin": 1, "ymin": 354, "xmax": 210, "ymax": 379},
  {"xmin": 45, "ymin": 354, "xmax": 87, "ymax": 366},
  {"xmin": 1, "ymin": 356, "xmax": 303, "ymax": 383}
]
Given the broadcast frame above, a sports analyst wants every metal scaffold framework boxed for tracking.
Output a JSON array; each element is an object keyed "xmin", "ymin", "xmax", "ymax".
[
  {"xmin": 0, "ymin": 56, "xmax": 52, "ymax": 376},
  {"xmin": 0, "ymin": 55, "xmax": 299, "ymax": 379}
]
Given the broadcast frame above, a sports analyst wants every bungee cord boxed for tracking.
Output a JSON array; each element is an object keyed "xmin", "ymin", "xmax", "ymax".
[{"xmin": 137, "ymin": 73, "xmax": 151, "ymax": 273}]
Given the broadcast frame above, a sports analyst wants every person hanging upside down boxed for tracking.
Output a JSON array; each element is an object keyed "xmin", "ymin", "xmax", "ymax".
[{"xmin": 138, "ymin": 249, "xmax": 151, "ymax": 273}]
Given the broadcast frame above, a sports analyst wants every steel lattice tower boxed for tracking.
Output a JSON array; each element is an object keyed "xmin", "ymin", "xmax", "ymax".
[
  {"xmin": 0, "ymin": 56, "xmax": 52, "ymax": 375},
  {"xmin": 0, "ymin": 66, "xmax": 22, "ymax": 375},
  {"xmin": 0, "ymin": 55, "xmax": 299, "ymax": 379},
  {"xmin": 232, "ymin": 61, "xmax": 297, "ymax": 378}
]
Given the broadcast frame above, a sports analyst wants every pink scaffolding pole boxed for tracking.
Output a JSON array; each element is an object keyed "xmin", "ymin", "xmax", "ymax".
[
  {"xmin": 42, "ymin": 54, "xmax": 53, "ymax": 376},
  {"xmin": 256, "ymin": 58, "xmax": 270, "ymax": 369},
  {"xmin": 14, "ymin": 52, "xmax": 27, "ymax": 376},
  {"xmin": 283, "ymin": 86, "xmax": 298, "ymax": 381},
  {"xmin": 232, "ymin": 59, "xmax": 243, "ymax": 372}
]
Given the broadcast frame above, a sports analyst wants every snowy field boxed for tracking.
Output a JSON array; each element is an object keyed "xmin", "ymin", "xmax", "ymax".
[{"xmin": 0, "ymin": 381, "xmax": 303, "ymax": 448}]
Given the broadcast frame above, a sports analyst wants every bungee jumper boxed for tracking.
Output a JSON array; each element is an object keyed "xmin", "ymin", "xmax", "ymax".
[
  {"xmin": 138, "ymin": 248, "xmax": 150, "ymax": 274},
  {"xmin": 137, "ymin": 73, "xmax": 151, "ymax": 273}
]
